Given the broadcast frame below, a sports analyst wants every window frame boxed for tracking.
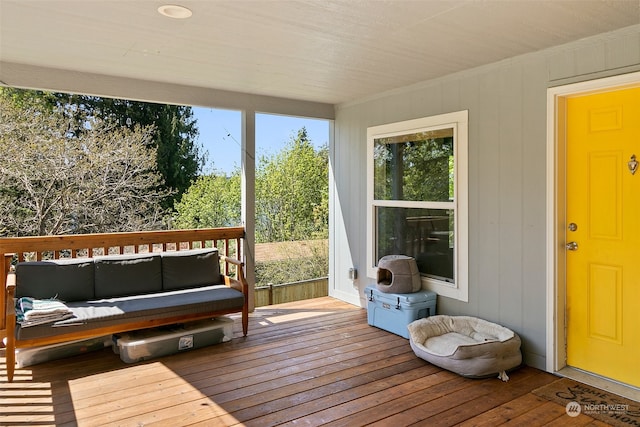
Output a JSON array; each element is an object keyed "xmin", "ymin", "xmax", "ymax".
[{"xmin": 366, "ymin": 110, "xmax": 469, "ymax": 302}]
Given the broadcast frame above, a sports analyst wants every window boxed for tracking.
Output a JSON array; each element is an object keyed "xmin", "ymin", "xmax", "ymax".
[{"xmin": 366, "ymin": 111, "xmax": 468, "ymax": 301}]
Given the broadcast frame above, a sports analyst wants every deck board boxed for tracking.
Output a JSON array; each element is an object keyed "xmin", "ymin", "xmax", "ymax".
[{"xmin": 0, "ymin": 297, "xmax": 611, "ymax": 426}]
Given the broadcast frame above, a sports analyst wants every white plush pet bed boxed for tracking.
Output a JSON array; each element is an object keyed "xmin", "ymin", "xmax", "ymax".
[{"xmin": 408, "ymin": 315, "xmax": 522, "ymax": 381}]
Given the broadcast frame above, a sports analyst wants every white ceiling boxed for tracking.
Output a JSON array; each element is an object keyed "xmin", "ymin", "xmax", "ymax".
[{"xmin": 1, "ymin": 0, "xmax": 639, "ymax": 105}]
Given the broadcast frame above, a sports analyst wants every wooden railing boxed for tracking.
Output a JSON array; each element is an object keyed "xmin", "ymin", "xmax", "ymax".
[
  {"xmin": 0, "ymin": 227, "xmax": 245, "ymax": 336},
  {"xmin": 254, "ymin": 277, "xmax": 328, "ymax": 307}
]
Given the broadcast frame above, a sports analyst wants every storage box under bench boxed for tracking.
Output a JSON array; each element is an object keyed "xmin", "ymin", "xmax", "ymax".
[
  {"xmin": 364, "ymin": 285, "xmax": 437, "ymax": 339},
  {"xmin": 12, "ymin": 335, "xmax": 112, "ymax": 368},
  {"xmin": 113, "ymin": 317, "xmax": 234, "ymax": 363}
]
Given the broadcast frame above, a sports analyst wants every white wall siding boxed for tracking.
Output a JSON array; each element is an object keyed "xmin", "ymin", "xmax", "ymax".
[
  {"xmin": 329, "ymin": 115, "xmax": 364, "ymax": 305},
  {"xmin": 331, "ymin": 24, "xmax": 640, "ymax": 369}
]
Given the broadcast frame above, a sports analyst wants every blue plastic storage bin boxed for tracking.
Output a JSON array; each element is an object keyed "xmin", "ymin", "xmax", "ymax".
[{"xmin": 364, "ymin": 285, "xmax": 437, "ymax": 339}]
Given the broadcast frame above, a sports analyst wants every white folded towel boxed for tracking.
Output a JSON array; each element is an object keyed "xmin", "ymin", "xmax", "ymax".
[{"xmin": 16, "ymin": 297, "xmax": 74, "ymax": 327}]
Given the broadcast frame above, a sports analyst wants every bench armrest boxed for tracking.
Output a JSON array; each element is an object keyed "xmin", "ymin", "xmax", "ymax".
[
  {"xmin": 219, "ymin": 254, "xmax": 249, "ymax": 337},
  {"xmin": 6, "ymin": 267, "xmax": 16, "ymax": 315},
  {"xmin": 219, "ymin": 255, "xmax": 243, "ymax": 267},
  {"xmin": 5, "ymin": 269, "xmax": 16, "ymax": 381},
  {"xmin": 220, "ymin": 255, "xmax": 247, "ymax": 291}
]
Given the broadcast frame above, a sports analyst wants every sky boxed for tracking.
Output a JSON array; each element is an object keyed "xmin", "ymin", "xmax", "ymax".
[{"xmin": 193, "ymin": 107, "xmax": 330, "ymax": 175}]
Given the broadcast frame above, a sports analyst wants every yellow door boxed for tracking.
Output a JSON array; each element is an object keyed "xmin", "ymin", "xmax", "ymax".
[{"xmin": 566, "ymin": 86, "xmax": 640, "ymax": 387}]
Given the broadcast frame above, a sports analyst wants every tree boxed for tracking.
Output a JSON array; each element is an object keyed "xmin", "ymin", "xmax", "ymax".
[
  {"xmin": 172, "ymin": 171, "xmax": 241, "ymax": 229},
  {"xmin": 173, "ymin": 127, "xmax": 329, "ymax": 243},
  {"xmin": 3, "ymin": 88, "xmax": 203, "ymax": 208},
  {"xmin": 172, "ymin": 127, "xmax": 329, "ymax": 285},
  {"xmin": 374, "ymin": 136, "xmax": 453, "ymax": 202},
  {"xmin": 373, "ymin": 134, "xmax": 454, "ymax": 258},
  {"xmin": 255, "ymin": 128, "xmax": 328, "ymax": 243},
  {"xmin": 0, "ymin": 91, "xmax": 170, "ymax": 236}
]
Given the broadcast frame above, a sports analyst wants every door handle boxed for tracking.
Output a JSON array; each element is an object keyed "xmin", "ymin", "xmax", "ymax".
[{"xmin": 566, "ymin": 241, "xmax": 578, "ymax": 251}]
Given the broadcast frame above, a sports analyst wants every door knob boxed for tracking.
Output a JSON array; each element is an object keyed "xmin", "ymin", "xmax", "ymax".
[{"xmin": 566, "ymin": 241, "xmax": 578, "ymax": 251}]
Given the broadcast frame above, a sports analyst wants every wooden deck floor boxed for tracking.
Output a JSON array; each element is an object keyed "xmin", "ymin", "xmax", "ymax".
[{"xmin": 1, "ymin": 297, "xmax": 612, "ymax": 426}]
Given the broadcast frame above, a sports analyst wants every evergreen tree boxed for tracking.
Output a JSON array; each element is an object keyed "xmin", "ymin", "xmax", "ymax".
[
  {"xmin": 0, "ymin": 90, "xmax": 169, "ymax": 236},
  {"xmin": 3, "ymin": 88, "xmax": 203, "ymax": 208}
]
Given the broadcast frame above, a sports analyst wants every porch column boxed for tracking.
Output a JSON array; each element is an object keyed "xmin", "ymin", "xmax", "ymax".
[{"xmin": 241, "ymin": 110, "xmax": 256, "ymax": 311}]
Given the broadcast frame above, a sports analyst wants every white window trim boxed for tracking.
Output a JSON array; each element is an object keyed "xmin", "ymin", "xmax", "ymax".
[{"xmin": 366, "ymin": 110, "xmax": 468, "ymax": 302}]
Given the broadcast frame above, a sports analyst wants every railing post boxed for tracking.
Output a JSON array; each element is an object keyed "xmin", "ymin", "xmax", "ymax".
[{"xmin": 268, "ymin": 283, "xmax": 274, "ymax": 306}]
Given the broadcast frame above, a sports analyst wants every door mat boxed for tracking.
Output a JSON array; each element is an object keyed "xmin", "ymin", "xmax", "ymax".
[{"xmin": 532, "ymin": 378, "xmax": 640, "ymax": 426}]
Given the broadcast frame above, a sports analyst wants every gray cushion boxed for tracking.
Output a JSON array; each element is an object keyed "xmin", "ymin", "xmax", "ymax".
[
  {"xmin": 94, "ymin": 253, "xmax": 162, "ymax": 298},
  {"xmin": 15, "ymin": 258, "xmax": 95, "ymax": 302},
  {"xmin": 15, "ymin": 286, "xmax": 245, "ymax": 340},
  {"xmin": 161, "ymin": 248, "xmax": 221, "ymax": 291}
]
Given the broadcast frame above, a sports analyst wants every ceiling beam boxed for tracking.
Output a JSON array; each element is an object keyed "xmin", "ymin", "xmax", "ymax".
[{"xmin": 0, "ymin": 61, "xmax": 335, "ymax": 120}]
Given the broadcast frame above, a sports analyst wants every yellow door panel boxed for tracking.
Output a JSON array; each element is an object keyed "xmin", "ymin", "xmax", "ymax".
[
  {"xmin": 587, "ymin": 263, "xmax": 622, "ymax": 344},
  {"xmin": 588, "ymin": 152, "xmax": 622, "ymax": 239},
  {"xmin": 566, "ymin": 86, "xmax": 640, "ymax": 387}
]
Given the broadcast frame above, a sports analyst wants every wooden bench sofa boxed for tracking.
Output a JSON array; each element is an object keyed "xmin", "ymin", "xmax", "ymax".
[{"xmin": 1, "ymin": 227, "xmax": 249, "ymax": 382}]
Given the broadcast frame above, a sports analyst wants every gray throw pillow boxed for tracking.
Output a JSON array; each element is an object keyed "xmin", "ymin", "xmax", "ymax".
[
  {"xmin": 94, "ymin": 253, "xmax": 162, "ymax": 298},
  {"xmin": 15, "ymin": 258, "xmax": 95, "ymax": 302},
  {"xmin": 161, "ymin": 248, "xmax": 221, "ymax": 290}
]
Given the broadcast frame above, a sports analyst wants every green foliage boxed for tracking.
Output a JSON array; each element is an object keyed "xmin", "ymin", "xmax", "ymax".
[
  {"xmin": 173, "ymin": 127, "xmax": 330, "ymax": 285},
  {"xmin": 255, "ymin": 128, "xmax": 328, "ymax": 243},
  {"xmin": 0, "ymin": 90, "xmax": 169, "ymax": 236},
  {"xmin": 172, "ymin": 172, "xmax": 241, "ymax": 229},
  {"xmin": 2, "ymin": 88, "xmax": 203, "ymax": 208},
  {"xmin": 372, "ymin": 133, "xmax": 454, "ymax": 263},
  {"xmin": 173, "ymin": 127, "xmax": 329, "ymax": 245},
  {"xmin": 402, "ymin": 137, "xmax": 453, "ymax": 201},
  {"xmin": 374, "ymin": 136, "xmax": 453, "ymax": 202}
]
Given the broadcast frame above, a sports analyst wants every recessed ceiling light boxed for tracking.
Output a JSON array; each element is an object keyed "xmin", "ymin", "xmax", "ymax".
[{"xmin": 158, "ymin": 4, "xmax": 192, "ymax": 19}]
